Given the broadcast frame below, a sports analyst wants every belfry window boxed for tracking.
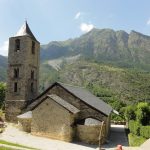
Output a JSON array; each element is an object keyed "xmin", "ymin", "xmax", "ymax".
[
  {"xmin": 31, "ymin": 83, "xmax": 34, "ymax": 92},
  {"xmin": 14, "ymin": 82, "xmax": 18, "ymax": 92},
  {"xmin": 32, "ymin": 41, "xmax": 35, "ymax": 54},
  {"xmin": 15, "ymin": 39, "xmax": 20, "ymax": 51},
  {"xmin": 14, "ymin": 68, "xmax": 19, "ymax": 78},
  {"xmin": 31, "ymin": 70, "xmax": 34, "ymax": 79}
]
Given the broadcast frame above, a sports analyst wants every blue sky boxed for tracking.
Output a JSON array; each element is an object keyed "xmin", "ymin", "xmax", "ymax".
[{"xmin": 0, "ymin": 0, "xmax": 150, "ymax": 56}]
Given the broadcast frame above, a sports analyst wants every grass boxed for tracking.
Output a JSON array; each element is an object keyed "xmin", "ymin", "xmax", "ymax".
[
  {"xmin": 128, "ymin": 133, "xmax": 147, "ymax": 146},
  {"xmin": 0, "ymin": 140, "xmax": 37, "ymax": 149},
  {"xmin": 0, "ymin": 146, "xmax": 14, "ymax": 150}
]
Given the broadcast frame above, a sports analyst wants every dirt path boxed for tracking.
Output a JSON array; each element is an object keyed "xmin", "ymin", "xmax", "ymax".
[
  {"xmin": 0, "ymin": 123, "xmax": 95, "ymax": 150},
  {"xmin": 0, "ymin": 123, "xmax": 139, "ymax": 150}
]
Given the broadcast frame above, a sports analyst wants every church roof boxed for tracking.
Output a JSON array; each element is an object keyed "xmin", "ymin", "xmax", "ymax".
[
  {"xmin": 30, "ymin": 94, "xmax": 80, "ymax": 114},
  {"xmin": 17, "ymin": 111, "xmax": 32, "ymax": 119},
  {"xmin": 27, "ymin": 82, "xmax": 112, "ymax": 116},
  {"xmin": 48, "ymin": 94, "xmax": 80, "ymax": 114},
  {"xmin": 15, "ymin": 21, "xmax": 38, "ymax": 42},
  {"xmin": 58, "ymin": 82, "xmax": 112, "ymax": 116}
]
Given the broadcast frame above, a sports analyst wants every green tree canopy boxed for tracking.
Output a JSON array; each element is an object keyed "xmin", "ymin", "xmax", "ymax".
[
  {"xmin": 136, "ymin": 102, "xmax": 150, "ymax": 125},
  {"xmin": 0, "ymin": 82, "xmax": 6, "ymax": 109}
]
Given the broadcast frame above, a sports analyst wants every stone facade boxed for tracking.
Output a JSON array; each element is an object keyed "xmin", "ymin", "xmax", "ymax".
[
  {"xmin": 6, "ymin": 22, "xmax": 112, "ymax": 144},
  {"xmin": 24, "ymin": 83, "xmax": 112, "ymax": 143},
  {"xmin": 76, "ymin": 124, "xmax": 106, "ymax": 144},
  {"xmin": 31, "ymin": 97, "xmax": 75, "ymax": 142},
  {"xmin": 5, "ymin": 22, "xmax": 40, "ymax": 122}
]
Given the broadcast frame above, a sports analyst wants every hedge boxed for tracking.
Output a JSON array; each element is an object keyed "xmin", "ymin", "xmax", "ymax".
[
  {"xmin": 128, "ymin": 133, "xmax": 146, "ymax": 146},
  {"xmin": 129, "ymin": 120, "xmax": 141, "ymax": 136},
  {"xmin": 140, "ymin": 126, "xmax": 150, "ymax": 139}
]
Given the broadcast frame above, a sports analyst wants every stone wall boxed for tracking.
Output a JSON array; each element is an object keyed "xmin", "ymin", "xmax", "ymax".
[
  {"xmin": 5, "ymin": 100, "xmax": 26, "ymax": 122},
  {"xmin": 18, "ymin": 118, "xmax": 31, "ymax": 132},
  {"xmin": 50, "ymin": 85, "xmax": 107, "ymax": 122},
  {"xmin": 6, "ymin": 35, "xmax": 40, "ymax": 122},
  {"xmin": 76, "ymin": 124, "xmax": 106, "ymax": 144},
  {"xmin": 31, "ymin": 97, "xmax": 75, "ymax": 142}
]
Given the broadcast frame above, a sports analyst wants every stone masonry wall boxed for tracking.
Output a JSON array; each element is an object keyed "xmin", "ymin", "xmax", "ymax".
[
  {"xmin": 76, "ymin": 124, "xmax": 106, "ymax": 144},
  {"xmin": 6, "ymin": 35, "xmax": 40, "ymax": 122},
  {"xmin": 31, "ymin": 97, "xmax": 75, "ymax": 142},
  {"xmin": 50, "ymin": 85, "xmax": 107, "ymax": 122}
]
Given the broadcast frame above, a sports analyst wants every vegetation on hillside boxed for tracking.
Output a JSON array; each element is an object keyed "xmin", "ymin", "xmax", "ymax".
[
  {"xmin": 125, "ymin": 102, "xmax": 150, "ymax": 146},
  {"xmin": 0, "ymin": 83, "xmax": 6, "ymax": 109}
]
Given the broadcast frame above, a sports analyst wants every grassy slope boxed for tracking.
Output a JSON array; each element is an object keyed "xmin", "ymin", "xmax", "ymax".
[{"xmin": 58, "ymin": 60, "xmax": 150, "ymax": 104}]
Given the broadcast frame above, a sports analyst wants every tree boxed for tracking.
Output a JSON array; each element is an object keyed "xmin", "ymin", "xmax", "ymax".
[
  {"xmin": 125, "ymin": 105, "xmax": 136, "ymax": 121},
  {"xmin": 0, "ymin": 82, "xmax": 6, "ymax": 109},
  {"xmin": 136, "ymin": 102, "xmax": 150, "ymax": 125}
]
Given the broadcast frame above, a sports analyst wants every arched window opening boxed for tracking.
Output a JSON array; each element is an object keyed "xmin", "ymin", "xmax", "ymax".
[
  {"xmin": 31, "ymin": 70, "xmax": 34, "ymax": 79},
  {"xmin": 14, "ymin": 82, "xmax": 18, "ymax": 92},
  {"xmin": 15, "ymin": 39, "xmax": 20, "ymax": 51},
  {"xmin": 14, "ymin": 68, "xmax": 19, "ymax": 78},
  {"xmin": 32, "ymin": 41, "xmax": 35, "ymax": 54},
  {"xmin": 31, "ymin": 83, "xmax": 34, "ymax": 93}
]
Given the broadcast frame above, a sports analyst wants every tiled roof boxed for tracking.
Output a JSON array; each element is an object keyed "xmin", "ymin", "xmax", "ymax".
[
  {"xmin": 48, "ymin": 94, "xmax": 80, "ymax": 114},
  {"xmin": 15, "ymin": 21, "xmax": 38, "ymax": 42},
  {"xmin": 17, "ymin": 111, "xmax": 32, "ymax": 119},
  {"xmin": 27, "ymin": 82, "xmax": 112, "ymax": 116},
  {"xmin": 58, "ymin": 82, "xmax": 112, "ymax": 116}
]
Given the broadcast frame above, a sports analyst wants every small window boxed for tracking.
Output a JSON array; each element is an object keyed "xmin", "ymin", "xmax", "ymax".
[
  {"xmin": 31, "ymin": 70, "xmax": 34, "ymax": 79},
  {"xmin": 31, "ymin": 83, "xmax": 34, "ymax": 92},
  {"xmin": 15, "ymin": 39, "xmax": 20, "ymax": 51},
  {"xmin": 14, "ymin": 82, "xmax": 18, "ymax": 92},
  {"xmin": 14, "ymin": 68, "xmax": 19, "ymax": 78},
  {"xmin": 32, "ymin": 41, "xmax": 35, "ymax": 54}
]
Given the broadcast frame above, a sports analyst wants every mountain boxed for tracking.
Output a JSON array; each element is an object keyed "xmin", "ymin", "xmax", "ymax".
[
  {"xmin": 1, "ymin": 28, "xmax": 150, "ymax": 107},
  {"xmin": 41, "ymin": 28, "xmax": 150, "ymax": 71},
  {"xmin": 0, "ymin": 55, "xmax": 7, "ymax": 81}
]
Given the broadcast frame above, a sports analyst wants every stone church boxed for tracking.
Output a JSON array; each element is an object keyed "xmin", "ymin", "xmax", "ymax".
[{"xmin": 5, "ymin": 22, "xmax": 112, "ymax": 144}]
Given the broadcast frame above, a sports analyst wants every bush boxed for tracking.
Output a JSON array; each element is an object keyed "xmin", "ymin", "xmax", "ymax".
[
  {"xmin": 129, "ymin": 120, "xmax": 141, "ymax": 136},
  {"xmin": 0, "ymin": 83, "xmax": 6, "ymax": 109},
  {"xmin": 125, "ymin": 106, "xmax": 136, "ymax": 121},
  {"xmin": 140, "ymin": 126, "xmax": 150, "ymax": 139},
  {"xmin": 128, "ymin": 133, "xmax": 146, "ymax": 146},
  {"xmin": 136, "ymin": 102, "xmax": 150, "ymax": 125}
]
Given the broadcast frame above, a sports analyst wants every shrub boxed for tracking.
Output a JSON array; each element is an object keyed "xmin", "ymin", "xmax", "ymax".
[
  {"xmin": 129, "ymin": 120, "xmax": 141, "ymax": 136},
  {"xmin": 140, "ymin": 126, "xmax": 150, "ymax": 139},
  {"xmin": 136, "ymin": 102, "xmax": 150, "ymax": 125},
  {"xmin": 125, "ymin": 106, "xmax": 136, "ymax": 121},
  {"xmin": 0, "ymin": 83, "xmax": 6, "ymax": 109},
  {"xmin": 128, "ymin": 133, "xmax": 146, "ymax": 146}
]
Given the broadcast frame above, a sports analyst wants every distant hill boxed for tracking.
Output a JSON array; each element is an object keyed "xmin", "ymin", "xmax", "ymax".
[
  {"xmin": 41, "ymin": 28, "xmax": 150, "ymax": 71},
  {"xmin": 1, "ymin": 28, "xmax": 150, "ymax": 106},
  {"xmin": 0, "ymin": 55, "xmax": 7, "ymax": 81}
]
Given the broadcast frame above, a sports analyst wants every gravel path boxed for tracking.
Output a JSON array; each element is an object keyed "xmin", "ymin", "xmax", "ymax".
[
  {"xmin": 0, "ymin": 123, "xmax": 140, "ymax": 150},
  {"xmin": 0, "ymin": 123, "xmax": 95, "ymax": 150}
]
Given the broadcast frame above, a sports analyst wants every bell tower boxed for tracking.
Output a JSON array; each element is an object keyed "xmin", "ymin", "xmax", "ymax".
[{"xmin": 5, "ymin": 21, "xmax": 40, "ymax": 122}]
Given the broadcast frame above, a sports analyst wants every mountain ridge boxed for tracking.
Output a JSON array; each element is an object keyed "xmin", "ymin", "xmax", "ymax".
[{"xmin": 40, "ymin": 28, "xmax": 150, "ymax": 71}]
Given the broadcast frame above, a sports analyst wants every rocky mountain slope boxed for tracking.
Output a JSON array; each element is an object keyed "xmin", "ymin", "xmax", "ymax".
[
  {"xmin": 41, "ymin": 28, "xmax": 150, "ymax": 71},
  {"xmin": 1, "ymin": 28, "xmax": 150, "ymax": 106}
]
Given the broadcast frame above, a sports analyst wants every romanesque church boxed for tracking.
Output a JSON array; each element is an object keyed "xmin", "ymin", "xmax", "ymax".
[{"xmin": 5, "ymin": 22, "xmax": 112, "ymax": 144}]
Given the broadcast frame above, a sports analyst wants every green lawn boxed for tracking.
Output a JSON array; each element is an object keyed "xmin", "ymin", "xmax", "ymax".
[
  {"xmin": 0, "ymin": 146, "xmax": 14, "ymax": 150},
  {"xmin": 128, "ymin": 133, "xmax": 147, "ymax": 146},
  {"xmin": 0, "ymin": 140, "xmax": 37, "ymax": 149}
]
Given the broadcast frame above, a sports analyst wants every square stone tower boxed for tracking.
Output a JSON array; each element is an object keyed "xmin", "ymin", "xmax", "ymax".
[{"xmin": 5, "ymin": 21, "xmax": 40, "ymax": 122}]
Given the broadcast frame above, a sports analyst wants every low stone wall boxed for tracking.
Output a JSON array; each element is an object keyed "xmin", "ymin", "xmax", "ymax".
[
  {"xmin": 32, "ymin": 130, "xmax": 74, "ymax": 142},
  {"xmin": 18, "ymin": 118, "xmax": 31, "ymax": 132},
  {"xmin": 76, "ymin": 124, "xmax": 106, "ymax": 144}
]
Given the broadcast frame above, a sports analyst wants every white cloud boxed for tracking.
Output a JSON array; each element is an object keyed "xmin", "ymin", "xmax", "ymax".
[
  {"xmin": 80, "ymin": 23, "xmax": 94, "ymax": 33},
  {"xmin": 147, "ymin": 18, "xmax": 150, "ymax": 25},
  {"xmin": 75, "ymin": 12, "xmax": 81, "ymax": 19},
  {"xmin": 0, "ymin": 40, "xmax": 8, "ymax": 56}
]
